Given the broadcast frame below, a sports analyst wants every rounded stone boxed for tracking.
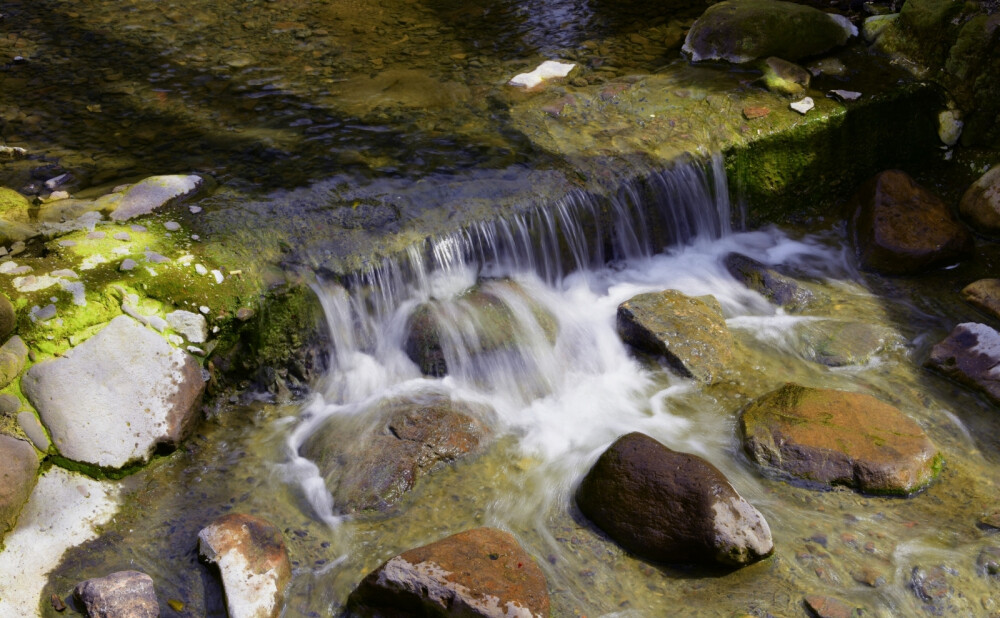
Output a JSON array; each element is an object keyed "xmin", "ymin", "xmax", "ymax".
[
  {"xmin": 961, "ymin": 279, "xmax": 1000, "ymax": 321},
  {"xmin": 739, "ymin": 383, "xmax": 941, "ymax": 495},
  {"xmin": 0, "ymin": 293, "xmax": 15, "ymax": 342},
  {"xmin": 0, "ymin": 435, "xmax": 39, "ymax": 540},
  {"xmin": 959, "ymin": 164, "xmax": 1000, "ymax": 234}
]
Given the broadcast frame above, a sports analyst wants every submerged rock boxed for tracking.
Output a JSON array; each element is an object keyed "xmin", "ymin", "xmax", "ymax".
[
  {"xmin": 21, "ymin": 315, "xmax": 204, "ymax": 470},
  {"xmin": 74, "ymin": 571, "xmax": 158, "ymax": 618},
  {"xmin": 576, "ymin": 432, "xmax": 773, "ymax": 567},
  {"xmin": 299, "ymin": 391, "xmax": 490, "ymax": 515},
  {"xmin": 723, "ymin": 252, "xmax": 814, "ymax": 310},
  {"xmin": 850, "ymin": 170, "xmax": 972, "ymax": 275},
  {"xmin": 108, "ymin": 174, "xmax": 206, "ymax": 221},
  {"xmin": 0, "ymin": 435, "xmax": 38, "ymax": 542},
  {"xmin": 959, "ymin": 164, "xmax": 1000, "ymax": 234},
  {"xmin": 347, "ymin": 527, "xmax": 550, "ymax": 617},
  {"xmin": 926, "ymin": 322, "xmax": 1000, "ymax": 405},
  {"xmin": 796, "ymin": 320, "xmax": 900, "ymax": 367},
  {"xmin": 198, "ymin": 513, "xmax": 291, "ymax": 618},
  {"xmin": 739, "ymin": 383, "xmax": 941, "ymax": 494},
  {"xmin": 683, "ymin": 0, "xmax": 856, "ymax": 63},
  {"xmin": 803, "ymin": 594, "xmax": 858, "ymax": 618},
  {"xmin": 616, "ymin": 290, "xmax": 733, "ymax": 384},
  {"xmin": 962, "ymin": 279, "xmax": 1000, "ymax": 321}
]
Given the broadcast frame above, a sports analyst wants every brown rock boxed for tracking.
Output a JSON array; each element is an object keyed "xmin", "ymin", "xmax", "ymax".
[
  {"xmin": 576, "ymin": 432, "xmax": 773, "ymax": 567},
  {"xmin": 0, "ymin": 293, "xmax": 15, "ymax": 343},
  {"xmin": 961, "ymin": 279, "xmax": 1000, "ymax": 321},
  {"xmin": 0, "ymin": 434, "xmax": 38, "ymax": 541},
  {"xmin": 959, "ymin": 164, "xmax": 1000, "ymax": 234},
  {"xmin": 804, "ymin": 594, "xmax": 856, "ymax": 618},
  {"xmin": 74, "ymin": 571, "xmax": 158, "ymax": 618},
  {"xmin": 850, "ymin": 170, "xmax": 973, "ymax": 275},
  {"xmin": 198, "ymin": 513, "xmax": 291, "ymax": 618},
  {"xmin": 617, "ymin": 290, "xmax": 733, "ymax": 384},
  {"xmin": 299, "ymin": 390, "xmax": 490, "ymax": 515},
  {"xmin": 347, "ymin": 527, "xmax": 550, "ymax": 617},
  {"xmin": 926, "ymin": 322, "xmax": 1000, "ymax": 404},
  {"xmin": 743, "ymin": 106, "xmax": 771, "ymax": 119},
  {"xmin": 739, "ymin": 383, "xmax": 941, "ymax": 494}
]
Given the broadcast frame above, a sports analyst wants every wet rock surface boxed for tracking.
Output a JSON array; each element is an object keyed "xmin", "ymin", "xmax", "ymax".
[
  {"xmin": 927, "ymin": 322, "xmax": 1000, "ymax": 405},
  {"xmin": 21, "ymin": 315, "xmax": 205, "ymax": 469},
  {"xmin": 347, "ymin": 527, "xmax": 550, "ymax": 617},
  {"xmin": 960, "ymin": 164, "xmax": 1000, "ymax": 234},
  {"xmin": 617, "ymin": 290, "xmax": 733, "ymax": 384},
  {"xmin": 803, "ymin": 594, "xmax": 856, "ymax": 618},
  {"xmin": 961, "ymin": 279, "xmax": 1000, "ymax": 321},
  {"xmin": 0, "ymin": 435, "xmax": 38, "ymax": 542},
  {"xmin": 682, "ymin": 0, "xmax": 855, "ymax": 63},
  {"xmin": 576, "ymin": 432, "xmax": 773, "ymax": 567},
  {"xmin": 739, "ymin": 383, "xmax": 941, "ymax": 494},
  {"xmin": 300, "ymin": 391, "xmax": 491, "ymax": 515},
  {"xmin": 850, "ymin": 170, "xmax": 973, "ymax": 275},
  {"xmin": 760, "ymin": 57, "xmax": 810, "ymax": 96},
  {"xmin": 198, "ymin": 513, "xmax": 291, "ymax": 618},
  {"xmin": 723, "ymin": 252, "xmax": 814, "ymax": 310},
  {"xmin": 107, "ymin": 174, "xmax": 206, "ymax": 221},
  {"xmin": 74, "ymin": 570, "xmax": 158, "ymax": 618},
  {"xmin": 796, "ymin": 320, "xmax": 900, "ymax": 367}
]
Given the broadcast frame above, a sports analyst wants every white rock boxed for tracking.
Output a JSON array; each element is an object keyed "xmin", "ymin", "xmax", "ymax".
[
  {"xmin": 829, "ymin": 89, "xmax": 862, "ymax": 102},
  {"xmin": 14, "ymin": 275, "xmax": 60, "ymax": 292},
  {"xmin": 790, "ymin": 97, "xmax": 815, "ymax": 115},
  {"xmin": 147, "ymin": 315, "xmax": 169, "ymax": 332},
  {"xmin": 190, "ymin": 205, "xmax": 203, "ymax": 214},
  {"xmin": 166, "ymin": 310, "xmax": 208, "ymax": 343},
  {"xmin": 195, "ymin": 263, "xmax": 208, "ymax": 275},
  {"xmin": 164, "ymin": 221, "xmax": 181, "ymax": 231},
  {"xmin": 187, "ymin": 346, "xmax": 206, "ymax": 356},
  {"xmin": 938, "ymin": 109, "xmax": 963, "ymax": 147},
  {"xmin": 81, "ymin": 254, "xmax": 108, "ymax": 270},
  {"xmin": 0, "ymin": 468, "xmax": 120, "ymax": 617},
  {"xmin": 120, "ymin": 259, "xmax": 138, "ymax": 271},
  {"xmin": 109, "ymin": 175, "xmax": 204, "ymax": 221},
  {"xmin": 0, "ymin": 261, "xmax": 21, "ymax": 274},
  {"xmin": 200, "ymin": 305, "xmax": 210, "ymax": 315},
  {"xmin": 508, "ymin": 60, "xmax": 576, "ymax": 88},
  {"xmin": 212, "ymin": 269, "xmax": 224, "ymax": 284},
  {"xmin": 21, "ymin": 316, "xmax": 205, "ymax": 469}
]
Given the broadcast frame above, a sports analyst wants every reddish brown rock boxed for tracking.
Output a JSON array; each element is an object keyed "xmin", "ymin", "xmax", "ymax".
[
  {"xmin": 198, "ymin": 513, "xmax": 291, "ymax": 618},
  {"xmin": 850, "ymin": 170, "xmax": 972, "ymax": 275},
  {"xmin": 347, "ymin": 527, "xmax": 549, "ymax": 617},
  {"xmin": 926, "ymin": 322, "xmax": 1000, "ymax": 405},
  {"xmin": 739, "ymin": 383, "xmax": 941, "ymax": 495},
  {"xmin": 804, "ymin": 594, "xmax": 856, "ymax": 618},
  {"xmin": 742, "ymin": 106, "xmax": 771, "ymax": 120}
]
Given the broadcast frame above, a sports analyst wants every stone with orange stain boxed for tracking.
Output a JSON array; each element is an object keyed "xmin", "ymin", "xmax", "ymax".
[
  {"xmin": 739, "ymin": 383, "xmax": 941, "ymax": 495},
  {"xmin": 742, "ymin": 106, "xmax": 771, "ymax": 120},
  {"xmin": 347, "ymin": 527, "xmax": 550, "ymax": 617},
  {"xmin": 198, "ymin": 513, "xmax": 291, "ymax": 618}
]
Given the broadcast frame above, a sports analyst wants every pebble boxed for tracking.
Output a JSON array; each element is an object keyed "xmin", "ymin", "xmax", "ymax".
[
  {"xmin": 199, "ymin": 305, "xmax": 210, "ymax": 314},
  {"xmin": 829, "ymin": 89, "xmax": 862, "ymax": 102},
  {"xmin": 191, "ymin": 234, "xmax": 200, "ymax": 241},
  {"xmin": 211, "ymin": 269, "xmax": 224, "ymax": 284},
  {"xmin": 147, "ymin": 316, "xmax": 168, "ymax": 332},
  {"xmin": 50, "ymin": 269, "xmax": 78, "ymax": 279},
  {"xmin": 87, "ymin": 231, "xmax": 106, "ymax": 240},
  {"xmin": 58, "ymin": 240, "xmax": 77, "ymax": 247},
  {"xmin": 130, "ymin": 224, "xmax": 147, "ymax": 232},
  {"xmin": 189, "ymin": 206, "xmax": 202, "ymax": 213},
  {"xmin": 790, "ymin": 97, "xmax": 815, "ymax": 114},
  {"xmin": 31, "ymin": 304, "xmax": 57, "ymax": 321},
  {"xmin": 46, "ymin": 190, "xmax": 70, "ymax": 201},
  {"xmin": 195, "ymin": 264, "xmax": 208, "ymax": 275},
  {"xmin": 10, "ymin": 241, "xmax": 25, "ymax": 256},
  {"xmin": 113, "ymin": 232, "xmax": 131, "ymax": 241},
  {"xmin": 164, "ymin": 221, "xmax": 181, "ymax": 231},
  {"xmin": 145, "ymin": 251, "xmax": 169, "ymax": 264},
  {"xmin": 187, "ymin": 346, "xmax": 206, "ymax": 355},
  {"xmin": 509, "ymin": 60, "xmax": 576, "ymax": 88}
]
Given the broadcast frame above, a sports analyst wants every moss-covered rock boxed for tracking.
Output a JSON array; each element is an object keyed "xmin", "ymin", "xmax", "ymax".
[
  {"xmin": 0, "ymin": 294, "xmax": 14, "ymax": 343},
  {"xmin": 759, "ymin": 57, "xmax": 810, "ymax": 96},
  {"xmin": 682, "ymin": 0, "xmax": 856, "ymax": 63},
  {"xmin": 0, "ymin": 188, "xmax": 31, "ymax": 224}
]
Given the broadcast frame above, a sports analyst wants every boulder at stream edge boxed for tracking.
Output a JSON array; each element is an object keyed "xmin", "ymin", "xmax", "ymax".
[
  {"xmin": 959, "ymin": 164, "xmax": 1000, "ymax": 234},
  {"xmin": 576, "ymin": 432, "xmax": 773, "ymax": 567},
  {"xmin": 300, "ymin": 390, "xmax": 490, "ymax": 515},
  {"xmin": 347, "ymin": 527, "xmax": 550, "ymax": 617},
  {"xmin": 850, "ymin": 170, "xmax": 972, "ymax": 275},
  {"xmin": 739, "ymin": 383, "xmax": 941, "ymax": 495},
  {"xmin": 74, "ymin": 570, "xmax": 159, "ymax": 618},
  {"xmin": 198, "ymin": 513, "xmax": 292, "ymax": 618},
  {"xmin": 20, "ymin": 315, "xmax": 205, "ymax": 470},
  {"xmin": 0, "ymin": 434, "xmax": 38, "ymax": 543},
  {"xmin": 682, "ymin": 0, "xmax": 856, "ymax": 63},
  {"xmin": 617, "ymin": 290, "xmax": 733, "ymax": 384},
  {"xmin": 926, "ymin": 322, "xmax": 1000, "ymax": 405}
]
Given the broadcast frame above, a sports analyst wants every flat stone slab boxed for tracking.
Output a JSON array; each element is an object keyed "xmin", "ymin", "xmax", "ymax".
[
  {"xmin": 739, "ymin": 383, "xmax": 941, "ymax": 495},
  {"xmin": 21, "ymin": 315, "xmax": 205, "ymax": 469},
  {"xmin": 109, "ymin": 174, "xmax": 205, "ymax": 221},
  {"xmin": 927, "ymin": 322, "xmax": 1000, "ymax": 405}
]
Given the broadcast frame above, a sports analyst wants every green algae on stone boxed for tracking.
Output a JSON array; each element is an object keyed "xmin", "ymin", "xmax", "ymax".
[{"xmin": 0, "ymin": 188, "xmax": 31, "ymax": 224}]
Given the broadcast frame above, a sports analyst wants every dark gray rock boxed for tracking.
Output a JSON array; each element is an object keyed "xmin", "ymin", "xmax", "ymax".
[
  {"xmin": 576, "ymin": 432, "xmax": 772, "ymax": 567},
  {"xmin": 723, "ymin": 252, "xmax": 814, "ymax": 310},
  {"xmin": 74, "ymin": 570, "xmax": 158, "ymax": 618}
]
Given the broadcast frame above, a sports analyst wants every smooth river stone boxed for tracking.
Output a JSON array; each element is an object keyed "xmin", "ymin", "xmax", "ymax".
[{"xmin": 926, "ymin": 322, "xmax": 1000, "ymax": 405}]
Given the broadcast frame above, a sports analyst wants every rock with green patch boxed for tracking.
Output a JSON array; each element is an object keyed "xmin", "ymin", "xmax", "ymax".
[
  {"xmin": 0, "ymin": 435, "xmax": 38, "ymax": 543},
  {"xmin": 926, "ymin": 322, "xmax": 1000, "ymax": 405},
  {"xmin": 0, "ymin": 336, "xmax": 28, "ymax": 389},
  {"xmin": 0, "ymin": 188, "xmax": 31, "ymax": 224},
  {"xmin": 0, "ymin": 293, "xmax": 15, "ymax": 342},
  {"xmin": 739, "ymin": 383, "xmax": 941, "ymax": 494},
  {"xmin": 576, "ymin": 432, "xmax": 773, "ymax": 567},
  {"xmin": 849, "ymin": 170, "xmax": 972, "ymax": 275},
  {"xmin": 682, "ymin": 0, "xmax": 856, "ymax": 64},
  {"xmin": 796, "ymin": 320, "xmax": 900, "ymax": 366},
  {"xmin": 16, "ymin": 412, "xmax": 49, "ymax": 452},
  {"xmin": 108, "ymin": 174, "xmax": 206, "ymax": 221},
  {"xmin": 21, "ymin": 315, "xmax": 204, "ymax": 470},
  {"xmin": 300, "ymin": 390, "xmax": 491, "ymax": 515},
  {"xmin": 723, "ymin": 252, "xmax": 814, "ymax": 310},
  {"xmin": 962, "ymin": 279, "xmax": 1000, "ymax": 321},
  {"xmin": 959, "ymin": 164, "xmax": 1000, "ymax": 234},
  {"xmin": 759, "ymin": 57, "xmax": 810, "ymax": 96},
  {"xmin": 347, "ymin": 527, "xmax": 550, "ymax": 618},
  {"xmin": 863, "ymin": 14, "xmax": 899, "ymax": 44},
  {"xmin": 198, "ymin": 513, "xmax": 291, "ymax": 618},
  {"xmin": 616, "ymin": 290, "xmax": 733, "ymax": 384}
]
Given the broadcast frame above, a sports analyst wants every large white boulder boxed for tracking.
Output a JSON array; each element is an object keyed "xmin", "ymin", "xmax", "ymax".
[{"xmin": 21, "ymin": 315, "xmax": 205, "ymax": 469}]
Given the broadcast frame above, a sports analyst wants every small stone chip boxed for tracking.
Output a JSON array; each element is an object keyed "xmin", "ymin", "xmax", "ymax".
[
  {"xmin": 195, "ymin": 264, "xmax": 208, "ymax": 275},
  {"xmin": 190, "ymin": 205, "xmax": 202, "ymax": 213},
  {"xmin": 87, "ymin": 231, "xmax": 106, "ymax": 240},
  {"xmin": 164, "ymin": 221, "xmax": 181, "ymax": 231},
  {"xmin": 829, "ymin": 89, "xmax": 862, "ymax": 102},
  {"xmin": 742, "ymin": 106, "xmax": 770, "ymax": 120},
  {"xmin": 199, "ymin": 305, "xmax": 210, "ymax": 314},
  {"xmin": 790, "ymin": 97, "xmax": 815, "ymax": 115}
]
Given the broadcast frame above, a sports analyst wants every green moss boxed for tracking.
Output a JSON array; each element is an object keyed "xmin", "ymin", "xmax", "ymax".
[{"xmin": 47, "ymin": 453, "xmax": 150, "ymax": 481}]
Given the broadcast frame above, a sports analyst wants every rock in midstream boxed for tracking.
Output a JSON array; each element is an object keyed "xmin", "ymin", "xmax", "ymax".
[
  {"xmin": 74, "ymin": 570, "xmax": 159, "ymax": 618},
  {"xmin": 616, "ymin": 290, "xmax": 733, "ymax": 384},
  {"xmin": 347, "ymin": 527, "xmax": 550, "ymax": 618},
  {"xmin": 739, "ymin": 383, "xmax": 941, "ymax": 495},
  {"xmin": 723, "ymin": 252, "xmax": 814, "ymax": 310},
  {"xmin": 20, "ymin": 315, "xmax": 205, "ymax": 470},
  {"xmin": 962, "ymin": 279, "xmax": 1000, "ymax": 321},
  {"xmin": 849, "ymin": 170, "xmax": 973, "ymax": 275},
  {"xmin": 198, "ymin": 513, "xmax": 291, "ymax": 618},
  {"xmin": 959, "ymin": 163, "xmax": 1000, "ymax": 234},
  {"xmin": 576, "ymin": 432, "xmax": 773, "ymax": 567},
  {"xmin": 299, "ymin": 390, "xmax": 491, "ymax": 515},
  {"xmin": 0, "ymin": 434, "xmax": 38, "ymax": 543},
  {"xmin": 926, "ymin": 322, "xmax": 1000, "ymax": 405}
]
